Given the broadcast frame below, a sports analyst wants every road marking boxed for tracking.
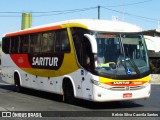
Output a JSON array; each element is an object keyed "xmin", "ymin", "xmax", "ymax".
[{"xmin": 0, "ymin": 82, "xmax": 11, "ymax": 85}]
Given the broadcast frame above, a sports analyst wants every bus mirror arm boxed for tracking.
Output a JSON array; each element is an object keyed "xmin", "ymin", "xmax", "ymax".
[{"xmin": 84, "ymin": 34, "xmax": 97, "ymax": 54}]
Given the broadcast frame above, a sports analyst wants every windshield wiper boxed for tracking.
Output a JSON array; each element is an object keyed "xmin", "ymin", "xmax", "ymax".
[
  {"xmin": 115, "ymin": 56, "xmax": 128, "ymax": 76},
  {"xmin": 115, "ymin": 56, "xmax": 141, "ymax": 77},
  {"xmin": 126, "ymin": 58, "xmax": 141, "ymax": 77}
]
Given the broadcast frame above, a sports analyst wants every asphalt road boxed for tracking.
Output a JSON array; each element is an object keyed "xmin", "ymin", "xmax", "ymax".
[{"xmin": 0, "ymin": 76, "xmax": 159, "ymax": 120}]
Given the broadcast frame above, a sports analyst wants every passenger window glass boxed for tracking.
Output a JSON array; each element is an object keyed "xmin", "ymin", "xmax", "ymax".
[
  {"xmin": 41, "ymin": 32, "xmax": 55, "ymax": 53},
  {"xmin": 71, "ymin": 28, "xmax": 90, "ymax": 67},
  {"xmin": 19, "ymin": 35, "xmax": 29, "ymax": 53},
  {"xmin": 30, "ymin": 33, "xmax": 41, "ymax": 53},
  {"xmin": 11, "ymin": 36, "xmax": 19, "ymax": 53},
  {"xmin": 3, "ymin": 29, "xmax": 70, "ymax": 54},
  {"xmin": 55, "ymin": 29, "xmax": 70, "ymax": 52},
  {"xmin": 61, "ymin": 30, "xmax": 70, "ymax": 52},
  {"xmin": 2, "ymin": 37, "xmax": 11, "ymax": 54}
]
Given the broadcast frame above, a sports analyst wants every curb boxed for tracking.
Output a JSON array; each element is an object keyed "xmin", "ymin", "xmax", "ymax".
[{"xmin": 150, "ymin": 74, "xmax": 160, "ymax": 84}]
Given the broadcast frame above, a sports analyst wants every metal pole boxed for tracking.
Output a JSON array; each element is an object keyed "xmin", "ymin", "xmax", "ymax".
[{"xmin": 98, "ymin": 6, "xmax": 100, "ymax": 19}]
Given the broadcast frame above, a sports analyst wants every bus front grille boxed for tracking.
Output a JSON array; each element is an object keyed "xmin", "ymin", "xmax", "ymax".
[{"xmin": 110, "ymin": 86, "xmax": 143, "ymax": 91}]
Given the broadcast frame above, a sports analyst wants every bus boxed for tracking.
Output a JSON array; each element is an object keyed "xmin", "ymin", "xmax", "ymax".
[{"xmin": 1, "ymin": 19, "xmax": 151, "ymax": 103}]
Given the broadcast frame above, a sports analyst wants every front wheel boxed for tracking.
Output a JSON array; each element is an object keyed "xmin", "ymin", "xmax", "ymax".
[{"xmin": 62, "ymin": 80, "xmax": 75, "ymax": 104}]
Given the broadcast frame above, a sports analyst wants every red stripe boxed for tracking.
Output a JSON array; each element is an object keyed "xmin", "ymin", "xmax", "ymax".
[{"xmin": 10, "ymin": 54, "xmax": 31, "ymax": 68}]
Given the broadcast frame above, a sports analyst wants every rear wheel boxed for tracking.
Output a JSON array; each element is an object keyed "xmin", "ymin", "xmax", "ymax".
[
  {"xmin": 14, "ymin": 73, "xmax": 22, "ymax": 92},
  {"xmin": 62, "ymin": 79, "xmax": 75, "ymax": 104}
]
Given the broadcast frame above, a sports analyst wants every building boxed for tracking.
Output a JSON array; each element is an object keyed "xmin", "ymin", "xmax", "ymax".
[{"xmin": 143, "ymin": 29, "xmax": 160, "ymax": 82}]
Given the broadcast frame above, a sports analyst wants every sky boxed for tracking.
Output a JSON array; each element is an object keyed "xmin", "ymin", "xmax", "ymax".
[{"xmin": 0, "ymin": 0, "xmax": 160, "ymax": 39}]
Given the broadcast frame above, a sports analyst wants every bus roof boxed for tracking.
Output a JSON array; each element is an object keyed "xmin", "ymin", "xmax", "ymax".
[
  {"xmin": 4, "ymin": 19, "xmax": 142, "ymax": 37},
  {"xmin": 143, "ymin": 29, "xmax": 160, "ymax": 37}
]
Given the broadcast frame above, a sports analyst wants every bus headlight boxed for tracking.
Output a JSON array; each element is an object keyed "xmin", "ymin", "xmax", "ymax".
[{"xmin": 91, "ymin": 79, "xmax": 111, "ymax": 89}]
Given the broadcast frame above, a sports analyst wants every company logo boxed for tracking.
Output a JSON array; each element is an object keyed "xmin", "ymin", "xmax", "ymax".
[
  {"xmin": 18, "ymin": 57, "xmax": 24, "ymax": 64},
  {"xmin": 28, "ymin": 53, "xmax": 64, "ymax": 70},
  {"xmin": 125, "ymin": 86, "xmax": 130, "ymax": 90},
  {"xmin": 32, "ymin": 57, "xmax": 58, "ymax": 67},
  {"xmin": 112, "ymin": 81, "xmax": 130, "ymax": 85}
]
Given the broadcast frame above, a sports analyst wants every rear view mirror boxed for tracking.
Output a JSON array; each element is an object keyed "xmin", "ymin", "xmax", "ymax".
[{"xmin": 84, "ymin": 34, "xmax": 97, "ymax": 53}]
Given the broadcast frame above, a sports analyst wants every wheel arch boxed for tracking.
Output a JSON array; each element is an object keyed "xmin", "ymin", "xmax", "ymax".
[
  {"xmin": 14, "ymin": 70, "xmax": 22, "ymax": 86},
  {"xmin": 62, "ymin": 75, "xmax": 77, "ymax": 97}
]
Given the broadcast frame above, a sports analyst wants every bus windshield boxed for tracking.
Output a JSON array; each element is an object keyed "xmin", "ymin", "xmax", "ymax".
[{"xmin": 94, "ymin": 32, "xmax": 149, "ymax": 79}]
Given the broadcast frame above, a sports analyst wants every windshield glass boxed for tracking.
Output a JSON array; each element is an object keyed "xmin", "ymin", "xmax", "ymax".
[{"xmin": 94, "ymin": 32, "xmax": 149, "ymax": 79}]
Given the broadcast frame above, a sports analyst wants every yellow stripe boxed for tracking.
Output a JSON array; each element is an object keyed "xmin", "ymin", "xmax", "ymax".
[
  {"xmin": 100, "ymin": 75, "xmax": 150, "ymax": 83},
  {"xmin": 61, "ymin": 23, "xmax": 88, "ymax": 29}
]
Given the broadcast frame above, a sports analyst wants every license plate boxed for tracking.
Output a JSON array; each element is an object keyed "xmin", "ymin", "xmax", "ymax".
[{"xmin": 123, "ymin": 93, "xmax": 132, "ymax": 98}]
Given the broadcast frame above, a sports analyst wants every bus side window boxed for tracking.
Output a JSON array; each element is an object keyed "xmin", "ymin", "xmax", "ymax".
[
  {"xmin": 19, "ymin": 35, "xmax": 29, "ymax": 53},
  {"xmin": 61, "ymin": 30, "xmax": 70, "ymax": 52},
  {"xmin": 10, "ymin": 36, "xmax": 19, "ymax": 53},
  {"xmin": 41, "ymin": 35, "xmax": 48, "ymax": 53},
  {"xmin": 72, "ymin": 34, "xmax": 81, "ymax": 62},
  {"xmin": 55, "ymin": 31, "xmax": 61, "ymax": 52},
  {"xmin": 55, "ymin": 29, "xmax": 70, "ymax": 53},
  {"xmin": 41, "ymin": 32, "xmax": 55, "ymax": 53},
  {"xmin": 48, "ymin": 32, "xmax": 56, "ymax": 52},
  {"xmin": 71, "ymin": 27, "xmax": 91, "ymax": 68},
  {"xmin": 73, "ymin": 34, "xmax": 92, "ymax": 70},
  {"xmin": 2, "ymin": 37, "xmax": 11, "ymax": 54},
  {"xmin": 82, "ymin": 37, "xmax": 92, "ymax": 70},
  {"xmin": 30, "ymin": 33, "xmax": 41, "ymax": 53}
]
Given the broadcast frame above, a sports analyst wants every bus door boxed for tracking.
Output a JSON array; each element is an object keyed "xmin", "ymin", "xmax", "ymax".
[
  {"xmin": 72, "ymin": 33, "xmax": 94, "ymax": 99},
  {"xmin": 80, "ymin": 34, "xmax": 97, "ymax": 100}
]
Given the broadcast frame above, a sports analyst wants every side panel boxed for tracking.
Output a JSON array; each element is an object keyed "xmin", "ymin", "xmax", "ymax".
[
  {"xmin": 1, "ymin": 25, "xmax": 86, "ymax": 98},
  {"xmin": 1, "ymin": 52, "xmax": 15, "ymax": 85}
]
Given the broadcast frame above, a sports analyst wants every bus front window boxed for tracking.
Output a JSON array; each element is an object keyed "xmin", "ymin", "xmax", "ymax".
[
  {"xmin": 94, "ymin": 33, "xmax": 150, "ymax": 79},
  {"xmin": 96, "ymin": 34, "xmax": 120, "ymax": 67}
]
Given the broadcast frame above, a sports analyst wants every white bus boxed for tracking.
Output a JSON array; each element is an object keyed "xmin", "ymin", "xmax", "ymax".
[{"xmin": 1, "ymin": 19, "xmax": 151, "ymax": 103}]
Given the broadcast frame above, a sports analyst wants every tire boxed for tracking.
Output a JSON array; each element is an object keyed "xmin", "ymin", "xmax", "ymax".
[
  {"xmin": 14, "ymin": 73, "xmax": 22, "ymax": 92},
  {"xmin": 63, "ymin": 80, "xmax": 75, "ymax": 104}
]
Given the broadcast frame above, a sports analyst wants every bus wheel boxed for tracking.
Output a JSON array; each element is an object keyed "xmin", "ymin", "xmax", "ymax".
[
  {"xmin": 62, "ymin": 79, "xmax": 75, "ymax": 104},
  {"xmin": 14, "ymin": 73, "xmax": 22, "ymax": 92}
]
